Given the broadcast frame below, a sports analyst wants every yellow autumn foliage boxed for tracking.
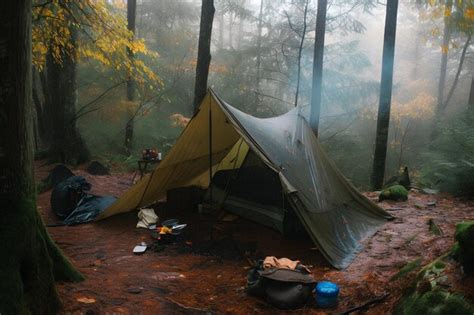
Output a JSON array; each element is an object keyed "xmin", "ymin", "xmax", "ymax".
[
  {"xmin": 465, "ymin": 8, "xmax": 474, "ymax": 20},
  {"xmin": 32, "ymin": 0, "xmax": 161, "ymax": 89},
  {"xmin": 391, "ymin": 93, "xmax": 435, "ymax": 123},
  {"xmin": 358, "ymin": 89, "xmax": 435, "ymax": 127},
  {"xmin": 100, "ymin": 99, "xmax": 140, "ymax": 122},
  {"xmin": 419, "ymin": 0, "xmax": 473, "ymax": 54},
  {"xmin": 445, "ymin": 6, "xmax": 452, "ymax": 17}
]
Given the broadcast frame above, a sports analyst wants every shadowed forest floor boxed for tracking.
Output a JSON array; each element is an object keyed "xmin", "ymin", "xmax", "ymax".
[{"xmin": 35, "ymin": 162, "xmax": 473, "ymax": 314}]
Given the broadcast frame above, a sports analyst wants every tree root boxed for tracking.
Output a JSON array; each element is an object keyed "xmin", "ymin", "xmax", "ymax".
[{"xmin": 0, "ymin": 197, "xmax": 84, "ymax": 314}]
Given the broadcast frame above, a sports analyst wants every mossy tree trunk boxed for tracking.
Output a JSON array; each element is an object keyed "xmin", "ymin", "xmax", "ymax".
[{"xmin": 0, "ymin": 1, "xmax": 84, "ymax": 314}]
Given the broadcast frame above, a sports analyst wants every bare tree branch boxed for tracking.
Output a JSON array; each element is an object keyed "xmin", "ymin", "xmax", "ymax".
[
  {"xmin": 75, "ymin": 81, "xmax": 126, "ymax": 119},
  {"xmin": 443, "ymin": 33, "xmax": 472, "ymax": 110},
  {"xmin": 320, "ymin": 116, "xmax": 358, "ymax": 142},
  {"xmin": 252, "ymin": 90, "xmax": 294, "ymax": 106},
  {"xmin": 293, "ymin": 0, "xmax": 309, "ymax": 107}
]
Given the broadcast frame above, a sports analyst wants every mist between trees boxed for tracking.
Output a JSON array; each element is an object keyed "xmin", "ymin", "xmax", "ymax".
[{"xmin": 33, "ymin": 0, "xmax": 474, "ymax": 193}]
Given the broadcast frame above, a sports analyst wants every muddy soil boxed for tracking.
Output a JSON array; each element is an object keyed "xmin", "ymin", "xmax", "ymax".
[{"xmin": 35, "ymin": 162, "xmax": 473, "ymax": 314}]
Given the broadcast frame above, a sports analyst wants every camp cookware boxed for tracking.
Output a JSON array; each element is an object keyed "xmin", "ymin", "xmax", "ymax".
[
  {"xmin": 171, "ymin": 224, "xmax": 187, "ymax": 235},
  {"xmin": 161, "ymin": 218, "xmax": 179, "ymax": 228},
  {"xmin": 133, "ymin": 242, "xmax": 148, "ymax": 255}
]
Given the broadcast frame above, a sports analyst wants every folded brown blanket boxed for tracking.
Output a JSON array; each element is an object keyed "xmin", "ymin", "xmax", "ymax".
[{"xmin": 263, "ymin": 256, "xmax": 311, "ymax": 273}]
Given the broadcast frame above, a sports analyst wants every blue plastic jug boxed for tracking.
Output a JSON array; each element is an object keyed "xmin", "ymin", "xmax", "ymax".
[{"xmin": 315, "ymin": 281, "xmax": 339, "ymax": 308}]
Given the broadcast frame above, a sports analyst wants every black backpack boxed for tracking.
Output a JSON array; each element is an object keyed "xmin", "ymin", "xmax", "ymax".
[
  {"xmin": 51, "ymin": 176, "xmax": 91, "ymax": 219},
  {"xmin": 247, "ymin": 260, "xmax": 316, "ymax": 309}
]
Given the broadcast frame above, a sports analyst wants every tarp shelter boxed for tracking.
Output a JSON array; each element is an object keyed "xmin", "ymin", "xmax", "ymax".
[{"xmin": 99, "ymin": 89, "xmax": 392, "ymax": 269}]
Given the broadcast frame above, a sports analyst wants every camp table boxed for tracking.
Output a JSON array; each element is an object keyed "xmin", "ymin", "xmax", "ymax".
[{"xmin": 137, "ymin": 159, "xmax": 160, "ymax": 179}]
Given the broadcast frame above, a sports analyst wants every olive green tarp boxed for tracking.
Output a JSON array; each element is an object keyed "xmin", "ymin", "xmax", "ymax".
[{"xmin": 99, "ymin": 89, "xmax": 392, "ymax": 269}]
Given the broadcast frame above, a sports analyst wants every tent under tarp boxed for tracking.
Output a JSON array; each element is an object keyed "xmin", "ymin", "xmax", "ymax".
[
  {"xmin": 99, "ymin": 89, "xmax": 392, "ymax": 269},
  {"xmin": 206, "ymin": 148, "xmax": 289, "ymax": 234}
]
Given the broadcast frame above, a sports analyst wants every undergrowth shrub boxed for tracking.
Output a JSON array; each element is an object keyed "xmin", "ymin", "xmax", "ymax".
[{"xmin": 421, "ymin": 109, "xmax": 474, "ymax": 198}]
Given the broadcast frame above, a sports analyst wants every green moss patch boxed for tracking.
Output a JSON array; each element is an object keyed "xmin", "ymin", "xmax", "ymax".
[
  {"xmin": 379, "ymin": 185, "xmax": 408, "ymax": 202},
  {"xmin": 395, "ymin": 290, "xmax": 473, "ymax": 315},
  {"xmin": 454, "ymin": 221, "xmax": 474, "ymax": 275}
]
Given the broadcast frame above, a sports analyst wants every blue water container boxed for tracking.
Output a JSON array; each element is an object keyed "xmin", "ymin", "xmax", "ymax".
[{"xmin": 315, "ymin": 281, "xmax": 339, "ymax": 308}]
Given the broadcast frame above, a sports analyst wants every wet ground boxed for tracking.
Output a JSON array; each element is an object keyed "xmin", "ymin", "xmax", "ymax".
[{"xmin": 35, "ymin": 162, "xmax": 473, "ymax": 314}]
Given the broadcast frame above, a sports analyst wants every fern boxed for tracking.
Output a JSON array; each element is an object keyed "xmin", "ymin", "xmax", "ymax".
[{"xmin": 422, "ymin": 109, "xmax": 474, "ymax": 198}]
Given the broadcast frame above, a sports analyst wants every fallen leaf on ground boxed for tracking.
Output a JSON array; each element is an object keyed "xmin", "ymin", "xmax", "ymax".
[{"xmin": 76, "ymin": 297, "xmax": 96, "ymax": 304}]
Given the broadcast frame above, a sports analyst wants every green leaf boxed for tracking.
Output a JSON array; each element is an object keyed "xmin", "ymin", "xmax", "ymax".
[
  {"xmin": 428, "ymin": 218, "xmax": 443, "ymax": 236},
  {"xmin": 390, "ymin": 258, "xmax": 422, "ymax": 282}
]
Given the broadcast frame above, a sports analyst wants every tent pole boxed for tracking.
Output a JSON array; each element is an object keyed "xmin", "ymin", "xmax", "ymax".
[
  {"xmin": 209, "ymin": 95, "xmax": 213, "ymax": 204},
  {"xmin": 209, "ymin": 94, "xmax": 214, "ymax": 241}
]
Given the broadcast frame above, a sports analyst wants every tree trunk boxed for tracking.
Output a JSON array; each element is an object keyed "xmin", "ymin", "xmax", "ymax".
[
  {"xmin": 0, "ymin": 1, "xmax": 83, "ymax": 313},
  {"xmin": 442, "ymin": 33, "xmax": 471, "ymax": 110},
  {"xmin": 32, "ymin": 67, "xmax": 54, "ymax": 153},
  {"xmin": 309, "ymin": 0, "xmax": 327, "ymax": 136},
  {"xmin": 431, "ymin": 0, "xmax": 452, "ymax": 140},
  {"xmin": 47, "ymin": 25, "xmax": 89, "ymax": 165},
  {"xmin": 193, "ymin": 0, "xmax": 215, "ymax": 113},
  {"xmin": 411, "ymin": 32, "xmax": 420, "ymax": 79},
  {"xmin": 293, "ymin": 0, "xmax": 309, "ymax": 108},
  {"xmin": 255, "ymin": 0, "xmax": 264, "ymax": 108},
  {"xmin": 436, "ymin": 0, "xmax": 452, "ymax": 113},
  {"xmin": 371, "ymin": 0, "xmax": 399, "ymax": 190},
  {"xmin": 469, "ymin": 76, "xmax": 474, "ymax": 109},
  {"xmin": 124, "ymin": 0, "xmax": 137, "ymax": 155},
  {"xmin": 237, "ymin": 19, "xmax": 243, "ymax": 49},
  {"xmin": 218, "ymin": 12, "xmax": 224, "ymax": 50},
  {"xmin": 411, "ymin": 3, "xmax": 422, "ymax": 79},
  {"xmin": 37, "ymin": 69, "xmax": 55, "ymax": 156},
  {"xmin": 228, "ymin": 13, "xmax": 233, "ymax": 49},
  {"xmin": 237, "ymin": 1, "xmax": 245, "ymax": 50},
  {"xmin": 32, "ymin": 68, "xmax": 46, "ymax": 148}
]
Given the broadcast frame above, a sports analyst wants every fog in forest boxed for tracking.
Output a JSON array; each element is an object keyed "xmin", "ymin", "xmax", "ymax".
[
  {"xmin": 39, "ymin": 0, "xmax": 473, "ymax": 191},
  {"xmin": 3, "ymin": 1, "xmax": 474, "ymax": 313}
]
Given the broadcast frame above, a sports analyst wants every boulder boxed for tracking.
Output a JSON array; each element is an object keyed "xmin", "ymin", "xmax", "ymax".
[
  {"xmin": 87, "ymin": 160, "xmax": 110, "ymax": 175},
  {"xmin": 379, "ymin": 185, "xmax": 408, "ymax": 202},
  {"xmin": 384, "ymin": 166, "xmax": 411, "ymax": 190}
]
